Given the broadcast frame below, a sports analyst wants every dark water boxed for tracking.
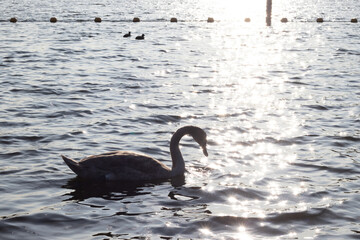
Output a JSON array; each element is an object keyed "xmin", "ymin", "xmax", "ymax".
[{"xmin": 1, "ymin": 0, "xmax": 360, "ymax": 239}]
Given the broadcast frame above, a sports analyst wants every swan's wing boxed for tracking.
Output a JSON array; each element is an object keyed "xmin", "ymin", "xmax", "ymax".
[{"xmin": 78, "ymin": 151, "xmax": 170, "ymax": 180}]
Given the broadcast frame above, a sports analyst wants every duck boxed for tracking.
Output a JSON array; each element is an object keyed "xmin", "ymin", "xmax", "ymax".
[
  {"xmin": 135, "ymin": 34, "xmax": 145, "ymax": 40},
  {"xmin": 61, "ymin": 126, "xmax": 208, "ymax": 181},
  {"xmin": 123, "ymin": 31, "xmax": 131, "ymax": 38}
]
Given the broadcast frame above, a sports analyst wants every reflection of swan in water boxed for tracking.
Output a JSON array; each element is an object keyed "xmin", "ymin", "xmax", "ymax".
[
  {"xmin": 62, "ymin": 177, "xmax": 159, "ymax": 201},
  {"xmin": 63, "ymin": 175, "xmax": 185, "ymax": 201},
  {"xmin": 61, "ymin": 126, "xmax": 208, "ymax": 181}
]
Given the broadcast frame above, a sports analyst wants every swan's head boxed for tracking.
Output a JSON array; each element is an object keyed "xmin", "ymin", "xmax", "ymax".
[{"xmin": 190, "ymin": 127, "xmax": 208, "ymax": 157}]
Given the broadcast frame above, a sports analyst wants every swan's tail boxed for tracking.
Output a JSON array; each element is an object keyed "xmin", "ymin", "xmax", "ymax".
[{"xmin": 61, "ymin": 155, "xmax": 81, "ymax": 176}]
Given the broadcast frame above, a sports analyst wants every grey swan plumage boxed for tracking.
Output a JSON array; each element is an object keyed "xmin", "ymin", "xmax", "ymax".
[{"xmin": 61, "ymin": 126, "xmax": 208, "ymax": 181}]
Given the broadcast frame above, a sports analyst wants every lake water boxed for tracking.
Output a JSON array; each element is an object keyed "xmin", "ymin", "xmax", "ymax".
[{"xmin": 1, "ymin": 0, "xmax": 360, "ymax": 239}]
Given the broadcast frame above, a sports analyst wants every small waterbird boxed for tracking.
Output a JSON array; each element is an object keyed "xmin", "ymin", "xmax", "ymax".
[
  {"xmin": 135, "ymin": 34, "xmax": 145, "ymax": 40},
  {"xmin": 123, "ymin": 31, "xmax": 131, "ymax": 38}
]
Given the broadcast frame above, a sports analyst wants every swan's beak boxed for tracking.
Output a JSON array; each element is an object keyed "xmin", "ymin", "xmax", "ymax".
[{"xmin": 202, "ymin": 146, "xmax": 208, "ymax": 157}]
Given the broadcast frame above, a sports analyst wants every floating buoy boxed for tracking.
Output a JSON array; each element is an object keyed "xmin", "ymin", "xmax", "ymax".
[
  {"xmin": 50, "ymin": 17, "xmax": 57, "ymax": 23},
  {"xmin": 244, "ymin": 18, "xmax": 251, "ymax": 22},
  {"xmin": 207, "ymin": 17, "xmax": 214, "ymax": 23},
  {"xmin": 316, "ymin": 18, "xmax": 324, "ymax": 23},
  {"xmin": 281, "ymin": 18, "xmax": 288, "ymax": 23},
  {"xmin": 133, "ymin": 17, "xmax": 140, "ymax": 22},
  {"xmin": 350, "ymin": 18, "xmax": 358, "ymax": 23},
  {"xmin": 170, "ymin": 17, "xmax": 177, "ymax": 23},
  {"xmin": 94, "ymin": 17, "xmax": 102, "ymax": 23},
  {"xmin": 10, "ymin": 17, "xmax": 17, "ymax": 23}
]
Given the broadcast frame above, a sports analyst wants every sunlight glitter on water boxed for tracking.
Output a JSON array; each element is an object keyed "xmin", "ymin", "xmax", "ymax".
[
  {"xmin": 206, "ymin": 0, "xmax": 266, "ymax": 22},
  {"xmin": 236, "ymin": 226, "xmax": 254, "ymax": 240},
  {"xmin": 292, "ymin": 182, "xmax": 308, "ymax": 196},
  {"xmin": 199, "ymin": 227, "xmax": 214, "ymax": 236}
]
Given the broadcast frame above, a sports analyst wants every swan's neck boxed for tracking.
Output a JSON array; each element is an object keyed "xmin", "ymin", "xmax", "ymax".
[{"xmin": 170, "ymin": 127, "xmax": 188, "ymax": 177}]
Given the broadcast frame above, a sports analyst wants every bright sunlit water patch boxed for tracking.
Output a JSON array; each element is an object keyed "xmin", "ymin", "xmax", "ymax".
[
  {"xmin": 199, "ymin": 227, "xmax": 214, "ymax": 236},
  {"xmin": 209, "ymin": 0, "xmax": 266, "ymax": 22},
  {"xmin": 236, "ymin": 226, "xmax": 254, "ymax": 240}
]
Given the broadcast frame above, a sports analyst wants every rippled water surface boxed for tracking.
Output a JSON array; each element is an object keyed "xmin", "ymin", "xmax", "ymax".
[{"xmin": 1, "ymin": 0, "xmax": 360, "ymax": 239}]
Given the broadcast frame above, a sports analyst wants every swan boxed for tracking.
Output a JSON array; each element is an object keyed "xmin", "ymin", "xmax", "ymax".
[
  {"xmin": 123, "ymin": 31, "xmax": 131, "ymax": 38},
  {"xmin": 135, "ymin": 34, "xmax": 145, "ymax": 40},
  {"xmin": 61, "ymin": 126, "xmax": 208, "ymax": 181}
]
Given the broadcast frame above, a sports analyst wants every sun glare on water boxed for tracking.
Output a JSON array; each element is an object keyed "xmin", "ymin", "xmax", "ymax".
[{"xmin": 209, "ymin": 0, "xmax": 266, "ymax": 22}]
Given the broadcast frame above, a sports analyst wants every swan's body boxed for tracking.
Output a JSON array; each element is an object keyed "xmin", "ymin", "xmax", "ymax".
[
  {"xmin": 135, "ymin": 34, "xmax": 145, "ymax": 40},
  {"xmin": 123, "ymin": 31, "xmax": 131, "ymax": 38},
  {"xmin": 62, "ymin": 126, "xmax": 208, "ymax": 181}
]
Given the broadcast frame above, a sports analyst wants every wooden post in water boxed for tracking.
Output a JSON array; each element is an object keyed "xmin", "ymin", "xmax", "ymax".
[{"xmin": 266, "ymin": 0, "xmax": 272, "ymax": 26}]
